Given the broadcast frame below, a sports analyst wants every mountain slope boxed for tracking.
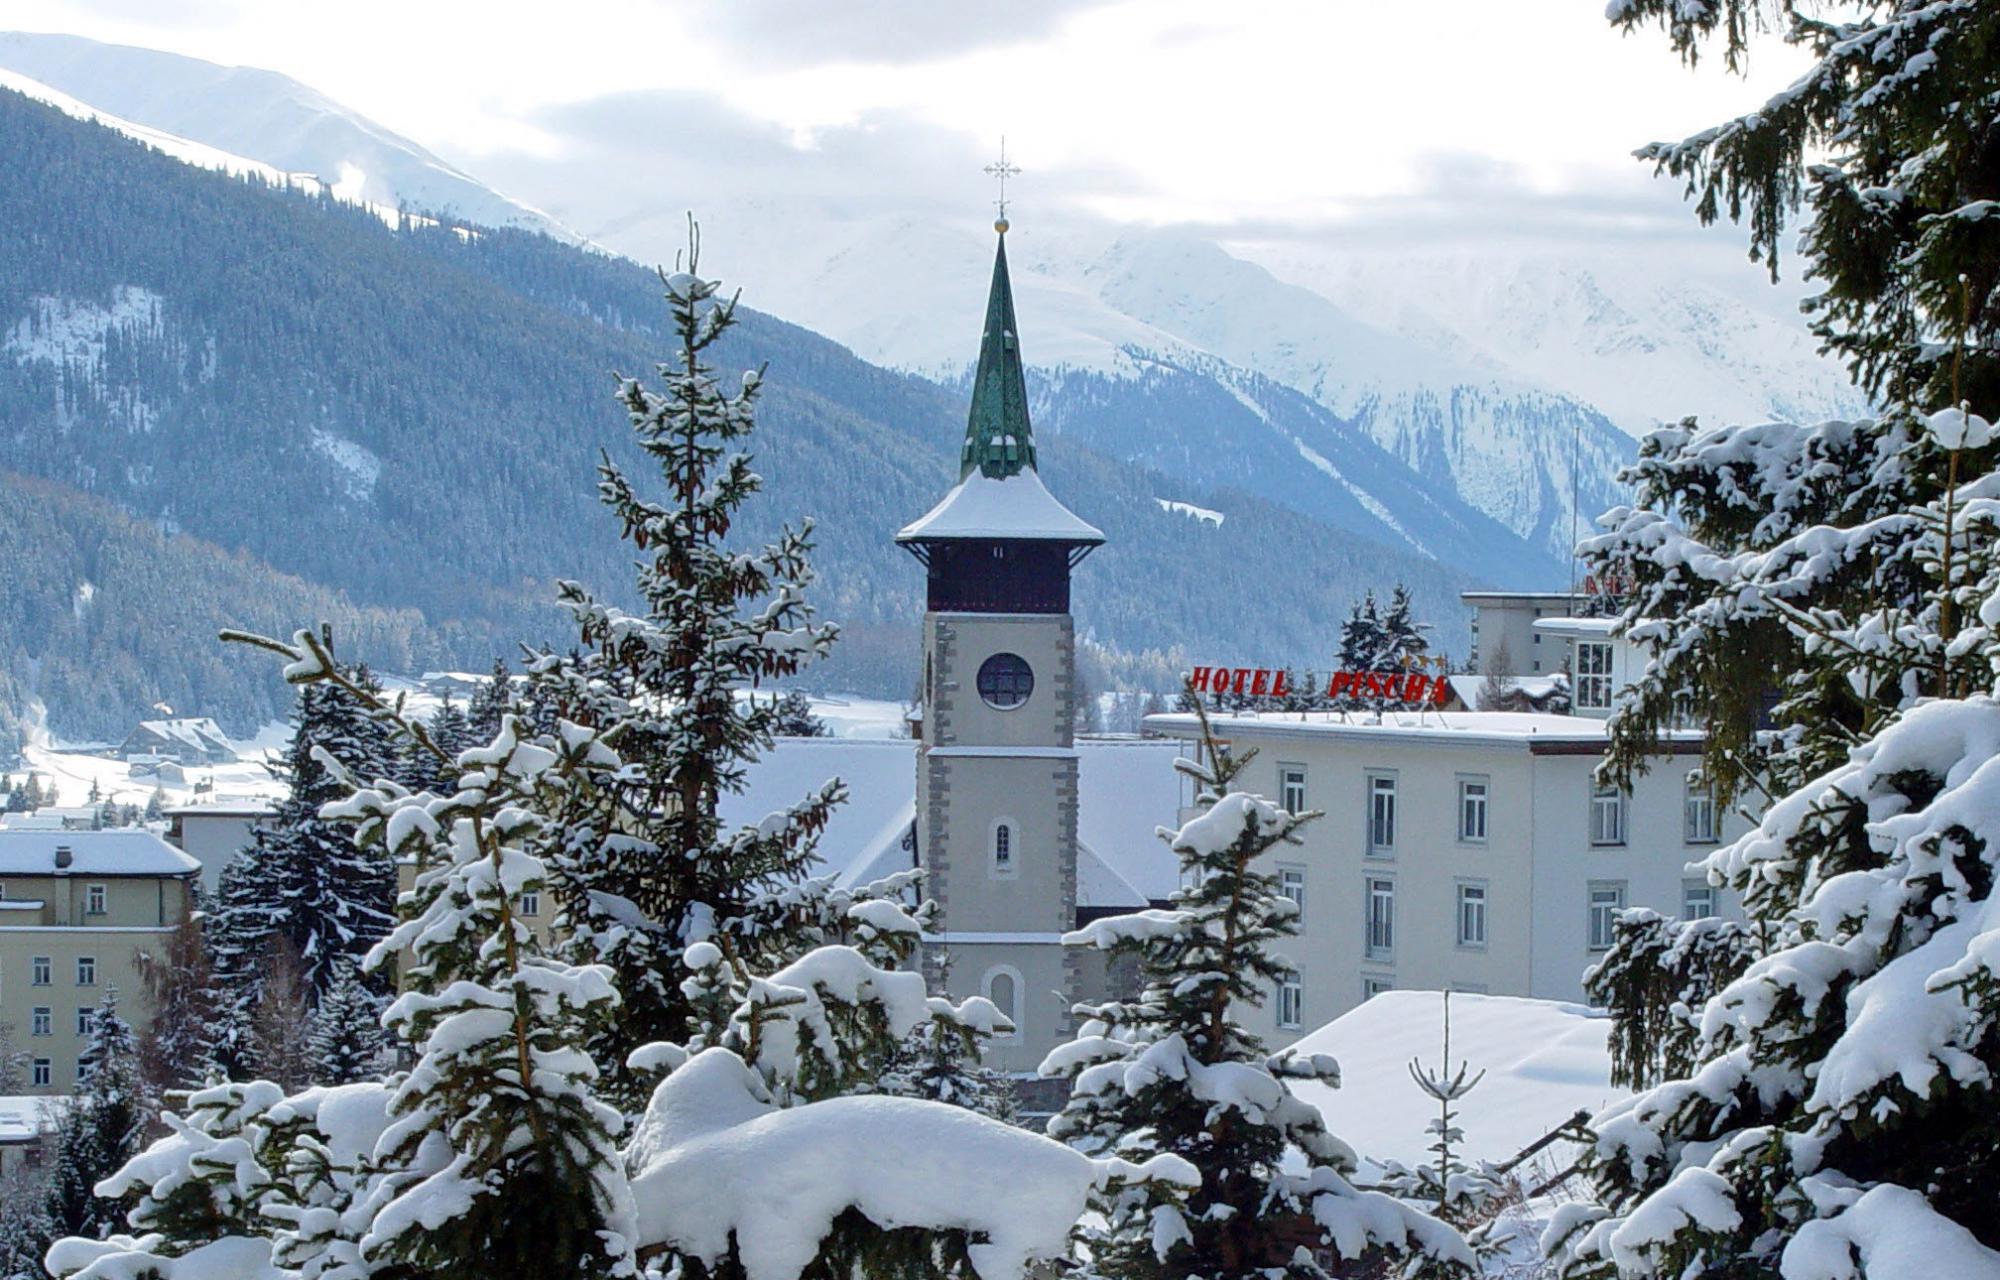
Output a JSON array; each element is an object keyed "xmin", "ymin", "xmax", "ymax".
[
  {"xmin": 0, "ymin": 86, "xmax": 1484, "ymax": 744},
  {"xmin": 0, "ymin": 38, "xmax": 1578, "ymax": 579},
  {"xmin": 0, "ymin": 30, "xmax": 577, "ymax": 242}
]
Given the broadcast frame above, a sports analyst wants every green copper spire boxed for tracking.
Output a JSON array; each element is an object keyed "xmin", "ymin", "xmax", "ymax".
[{"xmin": 960, "ymin": 230, "xmax": 1037, "ymax": 481}]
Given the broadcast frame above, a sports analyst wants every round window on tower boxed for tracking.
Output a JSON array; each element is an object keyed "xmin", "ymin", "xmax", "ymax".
[{"xmin": 976, "ymin": 652, "xmax": 1034, "ymax": 710}]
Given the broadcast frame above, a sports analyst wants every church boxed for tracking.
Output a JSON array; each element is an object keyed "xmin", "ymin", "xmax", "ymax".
[{"xmin": 723, "ymin": 219, "xmax": 1182, "ymax": 1083}]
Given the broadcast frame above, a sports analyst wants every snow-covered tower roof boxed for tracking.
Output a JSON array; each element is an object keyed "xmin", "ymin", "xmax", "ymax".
[{"xmin": 896, "ymin": 229, "xmax": 1104, "ymax": 551}]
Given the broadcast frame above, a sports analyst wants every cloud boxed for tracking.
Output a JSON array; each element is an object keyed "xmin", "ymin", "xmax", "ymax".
[{"xmin": 675, "ymin": 0, "xmax": 1119, "ymax": 69}]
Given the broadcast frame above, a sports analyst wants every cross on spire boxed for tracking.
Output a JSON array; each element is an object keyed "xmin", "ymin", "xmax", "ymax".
[{"xmin": 984, "ymin": 138, "xmax": 1021, "ymax": 232}]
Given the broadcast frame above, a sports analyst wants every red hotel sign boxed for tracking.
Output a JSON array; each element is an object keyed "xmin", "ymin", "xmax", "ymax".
[{"xmin": 1188, "ymin": 666, "xmax": 1453, "ymax": 706}]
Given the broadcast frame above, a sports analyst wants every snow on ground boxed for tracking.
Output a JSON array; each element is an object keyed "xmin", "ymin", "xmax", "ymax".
[
  {"xmin": 1154, "ymin": 498, "xmax": 1224, "ymax": 527},
  {"xmin": 1287, "ymin": 991, "xmax": 1624, "ymax": 1173}
]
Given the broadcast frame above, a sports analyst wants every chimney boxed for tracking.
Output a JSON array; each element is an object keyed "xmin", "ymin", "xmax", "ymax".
[{"xmin": 54, "ymin": 844, "xmax": 73, "ymax": 868}]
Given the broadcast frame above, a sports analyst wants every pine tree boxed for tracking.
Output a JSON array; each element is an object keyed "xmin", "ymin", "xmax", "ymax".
[
  {"xmin": 0, "ymin": 1161, "xmax": 55, "ymax": 1280},
  {"xmin": 1549, "ymin": 9, "xmax": 2000, "ymax": 1271},
  {"xmin": 1376, "ymin": 993, "xmax": 1505, "ymax": 1231},
  {"xmin": 0, "ymin": 1020, "xmax": 25, "ymax": 1093},
  {"xmin": 208, "ymin": 669, "xmax": 399, "ymax": 1054},
  {"xmin": 46, "ymin": 990, "xmax": 147, "ymax": 1241},
  {"xmin": 249, "ymin": 937, "xmax": 314, "ymax": 1092},
  {"xmin": 771, "ymin": 688, "xmax": 830, "ymax": 738},
  {"xmin": 1338, "ymin": 590, "xmax": 1386, "ymax": 672},
  {"xmin": 467, "ymin": 656, "xmax": 515, "ymax": 744},
  {"xmin": 207, "ymin": 630, "xmax": 640, "ymax": 1280},
  {"xmin": 135, "ymin": 911, "xmax": 216, "ymax": 1097},
  {"xmin": 1381, "ymin": 582, "xmax": 1432, "ymax": 669},
  {"xmin": 528, "ymin": 249, "xmax": 843, "ymax": 1111},
  {"xmin": 1041, "ymin": 697, "xmax": 1471, "ymax": 1280},
  {"xmin": 306, "ymin": 958, "xmax": 387, "ymax": 1086},
  {"xmin": 144, "ymin": 788, "xmax": 164, "ymax": 822}
]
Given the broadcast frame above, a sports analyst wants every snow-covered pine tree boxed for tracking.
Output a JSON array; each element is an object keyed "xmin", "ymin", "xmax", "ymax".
[
  {"xmin": 527, "ymin": 247, "xmax": 843, "ymax": 1110},
  {"xmin": 771, "ymin": 688, "xmax": 830, "ymax": 737},
  {"xmin": 306, "ymin": 958, "xmax": 387, "ymax": 1086},
  {"xmin": 1376, "ymin": 992, "xmax": 1505, "ymax": 1231},
  {"xmin": 1582, "ymin": 908, "xmax": 1758, "ymax": 1091},
  {"xmin": 135, "ymin": 911, "xmax": 216, "ymax": 1097},
  {"xmin": 216, "ymin": 627, "xmax": 640, "ymax": 1280},
  {"xmin": 1338, "ymin": 590, "xmax": 1387, "ymax": 672},
  {"xmin": 144, "ymin": 788, "xmax": 164, "ymax": 822},
  {"xmin": 0, "ymin": 1020, "xmax": 24, "ymax": 1094},
  {"xmin": 1381, "ymin": 582, "xmax": 1432, "ymax": 669},
  {"xmin": 880, "ymin": 1010, "xmax": 1021, "ymax": 1124},
  {"xmin": 45, "ymin": 989, "xmax": 147, "ymax": 1242},
  {"xmin": 410, "ymin": 695, "xmax": 475, "ymax": 794},
  {"xmin": 208, "ymin": 667, "xmax": 400, "ymax": 1070},
  {"xmin": 1546, "ymin": 8, "xmax": 2000, "ymax": 1272},
  {"xmin": 1041, "ymin": 697, "xmax": 1472, "ymax": 1280},
  {"xmin": 467, "ymin": 656, "xmax": 516, "ymax": 743}
]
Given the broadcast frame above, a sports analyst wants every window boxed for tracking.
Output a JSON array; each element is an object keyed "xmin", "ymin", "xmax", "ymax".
[
  {"xmin": 76, "ymin": 1008, "xmax": 92, "ymax": 1036},
  {"xmin": 76, "ymin": 1059, "xmax": 91, "ymax": 1083},
  {"xmin": 31, "ymin": 1008, "xmax": 51, "ymax": 1037},
  {"xmin": 1367, "ymin": 775, "xmax": 1397, "ymax": 855},
  {"xmin": 983, "ymin": 967, "xmax": 1022, "ymax": 1041},
  {"xmin": 975, "ymin": 652, "xmax": 1034, "ymax": 710},
  {"xmin": 32, "ymin": 956, "xmax": 50, "ymax": 986},
  {"xmin": 1456, "ymin": 883, "xmax": 1488, "ymax": 948},
  {"xmin": 1279, "ymin": 766, "xmax": 1307, "ymax": 816},
  {"xmin": 1682, "ymin": 880, "xmax": 1716, "ymax": 922},
  {"xmin": 1588, "ymin": 883, "xmax": 1628, "ymax": 951},
  {"xmin": 1458, "ymin": 777, "xmax": 1489, "ymax": 843},
  {"xmin": 1278, "ymin": 866, "xmax": 1306, "ymax": 921},
  {"xmin": 1276, "ymin": 971, "xmax": 1303, "ymax": 1030},
  {"xmin": 518, "ymin": 891, "xmax": 540, "ymax": 918},
  {"xmin": 86, "ymin": 883, "xmax": 106, "ymax": 915},
  {"xmin": 1366, "ymin": 877, "xmax": 1395, "ymax": 960},
  {"xmin": 1684, "ymin": 775, "xmax": 1718, "ymax": 844},
  {"xmin": 1590, "ymin": 787, "xmax": 1626, "ymax": 846},
  {"xmin": 76, "ymin": 957, "xmax": 96, "ymax": 986},
  {"xmin": 31, "ymin": 1059, "xmax": 49, "ymax": 1088},
  {"xmin": 991, "ymin": 820, "xmax": 1016, "ymax": 876},
  {"xmin": 1576, "ymin": 641, "xmax": 1614, "ymax": 710},
  {"xmin": 1362, "ymin": 976, "xmax": 1394, "ymax": 1001}
]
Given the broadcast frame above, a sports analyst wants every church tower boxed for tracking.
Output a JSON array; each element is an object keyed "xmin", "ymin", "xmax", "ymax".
[{"xmin": 896, "ymin": 223, "xmax": 1103, "ymax": 1072}]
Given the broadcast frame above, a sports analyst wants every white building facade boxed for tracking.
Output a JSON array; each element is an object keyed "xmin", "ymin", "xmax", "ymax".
[{"xmin": 1144, "ymin": 710, "xmax": 1748, "ymax": 1047}]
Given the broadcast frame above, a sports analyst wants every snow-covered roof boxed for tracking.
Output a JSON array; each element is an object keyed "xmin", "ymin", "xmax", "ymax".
[
  {"xmin": 1144, "ymin": 708, "xmax": 1701, "ymax": 751},
  {"xmin": 1443, "ymin": 674, "xmax": 1568, "ymax": 705},
  {"xmin": 163, "ymin": 798, "xmax": 276, "ymax": 818},
  {"xmin": 721, "ymin": 737, "xmax": 1183, "ymax": 908},
  {"xmin": 1533, "ymin": 616, "xmax": 1622, "ymax": 636},
  {"xmin": 1288, "ymin": 991, "xmax": 1624, "ymax": 1172},
  {"xmin": 0, "ymin": 830, "xmax": 200, "ymax": 876},
  {"xmin": 0, "ymin": 1095, "xmax": 64, "ymax": 1145},
  {"xmin": 895, "ymin": 469, "xmax": 1105, "ymax": 544}
]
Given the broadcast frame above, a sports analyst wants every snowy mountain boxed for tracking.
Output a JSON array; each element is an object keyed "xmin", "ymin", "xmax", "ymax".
[
  {"xmin": 0, "ymin": 37, "xmax": 1569, "ymax": 582},
  {"xmin": 0, "ymin": 34, "xmax": 1867, "ymax": 573},
  {"xmin": 0, "ymin": 31, "xmax": 580, "ymax": 243},
  {"xmin": 1234, "ymin": 246, "xmax": 1871, "ymax": 439}
]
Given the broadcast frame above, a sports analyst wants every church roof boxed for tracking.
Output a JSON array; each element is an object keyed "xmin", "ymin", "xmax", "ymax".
[
  {"xmin": 962, "ymin": 233, "xmax": 1035, "ymax": 481},
  {"xmin": 897, "ymin": 230, "xmax": 1103, "ymax": 546},
  {"xmin": 895, "ymin": 468, "xmax": 1104, "ymax": 544}
]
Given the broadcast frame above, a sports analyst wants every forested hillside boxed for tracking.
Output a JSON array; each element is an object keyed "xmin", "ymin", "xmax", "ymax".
[{"xmin": 0, "ymin": 86, "xmax": 1481, "ymax": 745}]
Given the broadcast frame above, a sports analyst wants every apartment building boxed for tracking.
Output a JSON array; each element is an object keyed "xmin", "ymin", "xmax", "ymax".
[
  {"xmin": 0, "ymin": 831, "xmax": 198, "ymax": 1094},
  {"xmin": 1143, "ymin": 708, "xmax": 1748, "ymax": 1047}
]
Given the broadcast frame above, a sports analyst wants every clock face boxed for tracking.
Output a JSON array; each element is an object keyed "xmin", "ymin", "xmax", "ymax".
[{"xmin": 977, "ymin": 652, "xmax": 1034, "ymax": 710}]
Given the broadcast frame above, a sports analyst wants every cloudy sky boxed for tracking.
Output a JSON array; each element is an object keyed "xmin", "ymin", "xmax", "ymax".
[{"xmin": 6, "ymin": 0, "xmax": 1814, "ymax": 268}]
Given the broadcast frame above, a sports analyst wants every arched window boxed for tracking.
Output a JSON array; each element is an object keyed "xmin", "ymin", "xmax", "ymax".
[
  {"xmin": 983, "ymin": 966, "xmax": 1022, "ymax": 1040},
  {"xmin": 991, "ymin": 818, "xmax": 1018, "ymax": 877}
]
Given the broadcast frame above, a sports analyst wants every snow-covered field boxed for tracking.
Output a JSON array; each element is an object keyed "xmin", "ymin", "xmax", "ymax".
[{"xmin": 12, "ymin": 689, "xmax": 909, "ymax": 812}]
